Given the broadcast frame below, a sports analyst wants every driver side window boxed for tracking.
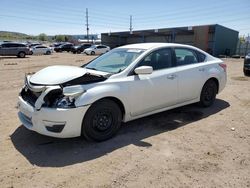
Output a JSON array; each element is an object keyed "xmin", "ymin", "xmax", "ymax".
[{"xmin": 138, "ymin": 48, "xmax": 173, "ymax": 70}]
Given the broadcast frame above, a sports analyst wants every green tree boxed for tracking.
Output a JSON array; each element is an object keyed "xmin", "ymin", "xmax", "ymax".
[
  {"xmin": 38, "ymin": 33, "xmax": 48, "ymax": 41},
  {"xmin": 55, "ymin": 35, "xmax": 66, "ymax": 42}
]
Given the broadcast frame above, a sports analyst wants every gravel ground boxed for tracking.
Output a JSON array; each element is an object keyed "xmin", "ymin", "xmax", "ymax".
[{"xmin": 0, "ymin": 53, "xmax": 249, "ymax": 188}]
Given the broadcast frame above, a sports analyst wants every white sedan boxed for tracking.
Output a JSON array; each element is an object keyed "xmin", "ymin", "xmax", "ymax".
[
  {"xmin": 17, "ymin": 43, "xmax": 226, "ymax": 141},
  {"xmin": 83, "ymin": 45, "xmax": 110, "ymax": 55},
  {"xmin": 30, "ymin": 45, "xmax": 52, "ymax": 55}
]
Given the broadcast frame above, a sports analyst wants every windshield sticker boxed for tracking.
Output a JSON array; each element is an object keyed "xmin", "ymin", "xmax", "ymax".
[{"xmin": 127, "ymin": 49, "xmax": 143, "ymax": 53}]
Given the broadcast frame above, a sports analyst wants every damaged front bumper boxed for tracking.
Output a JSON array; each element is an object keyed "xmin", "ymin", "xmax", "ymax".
[{"xmin": 17, "ymin": 96, "xmax": 90, "ymax": 138}]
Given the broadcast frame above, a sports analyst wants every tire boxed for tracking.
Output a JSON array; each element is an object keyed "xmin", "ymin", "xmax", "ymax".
[
  {"xmin": 30, "ymin": 51, "xmax": 33, "ymax": 55},
  {"xmin": 199, "ymin": 79, "xmax": 217, "ymax": 107},
  {"xmin": 82, "ymin": 99, "xmax": 122, "ymax": 141},
  {"xmin": 91, "ymin": 51, "xmax": 95, "ymax": 55},
  {"xmin": 18, "ymin": 52, "xmax": 26, "ymax": 58},
  {"xmin": 244, "ymin": 69, "xmax": 250, "ymax": 76},
  {"xmin": 45, "ymin": 51, "xmax": 51, "ymax": 55},
  {"xmin": 77, "ymin": 50, "xmax": 81, "ymax": 54}
]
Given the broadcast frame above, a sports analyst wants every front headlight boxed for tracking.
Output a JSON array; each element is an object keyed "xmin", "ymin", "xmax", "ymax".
[
  {"xmin": 55, "ymin": 85, "xmax": 86, "ymax": 108},
  {"xmin": 63, "ymin": 85, "xmax": 85, "ymax": 97}
]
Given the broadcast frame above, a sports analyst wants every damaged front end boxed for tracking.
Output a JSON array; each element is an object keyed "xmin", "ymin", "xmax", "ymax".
[
  {"xmin": 20, "ymin": 71, "xmax": 107, "ymax": 110},
  {"xmin": 18, "ymin": 66, "xmax": 109, "ymax": 137}
]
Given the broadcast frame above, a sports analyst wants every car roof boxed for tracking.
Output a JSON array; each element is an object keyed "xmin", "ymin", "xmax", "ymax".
[
  {"xmin": 34, "ymin": 45, "xmax": 46, "ymax": 48},
  {"xmin": 2, "ymin": 42, "xmax": 25, "ymax": 45},
  {"xmin": 117, "ymin": 43, "xmax": 197, "ymax": 50}
]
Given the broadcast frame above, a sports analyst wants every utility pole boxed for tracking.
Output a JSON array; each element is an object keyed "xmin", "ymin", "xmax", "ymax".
[
  {"xmin": 86, "ymin": 8, "xmax": 89, "ymax": 42},
  {"xmin": 129, "ymin": 15, "xmax": 133, "ymax": 34}
]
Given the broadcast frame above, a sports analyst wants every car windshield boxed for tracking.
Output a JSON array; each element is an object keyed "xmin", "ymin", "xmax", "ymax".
[
  {"xmin": 85, "ymin": 48, "xmax": 145, "ymax": 73},
  {"xmin": 88, "ymin": 45, "xmax": 96, "ymax": 49}
]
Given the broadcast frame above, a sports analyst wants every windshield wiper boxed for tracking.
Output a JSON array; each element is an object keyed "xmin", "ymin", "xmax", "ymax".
[
  {"xmin": 86, "ymin": 67, "xmax": 98, "ymax": 71},
  {"xmin": 117, "ymin": 69, "xmax": 123, "ymax": 73}
]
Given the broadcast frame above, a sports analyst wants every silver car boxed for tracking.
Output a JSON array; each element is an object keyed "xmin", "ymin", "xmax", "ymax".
[{"xmin": 0, "ymin": 42, "xmax": 30, "ymax": 58}]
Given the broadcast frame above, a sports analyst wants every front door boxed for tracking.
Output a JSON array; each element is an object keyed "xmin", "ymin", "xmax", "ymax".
[{"xmin": 128, "ymin": 48, "xmax": 178, "ymax": 117}]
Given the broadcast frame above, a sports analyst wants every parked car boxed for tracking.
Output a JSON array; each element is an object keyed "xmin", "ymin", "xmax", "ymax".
[
  {"xmin": 28, "ymin": 43, "xmax": 41, "ymax": 48},
  {"xmin": 243, "ymin": 53, "xmax": 250, "ymax": 76},
  {"xmin": 54, "ymin": 43, "xmax": 74, "ymax": 52},
  {"xmin": 30, "ymin": 45, "xmax": 53, "ymax": 55},
  {"xmin": 83, "ymin": 45, "xmax": 110, "ymax": 55},
  {"xmin": 17, "ymin": 43, "xmax": 226, "ymax": 141},
  {"xmin": 71, "ymin": 43, "xmax": 92, "ymax": 54},
  {"xmin": 50, "ymin": 42, "xmax": 65, "ymax": 48},
  {"xmin": 0, "ymin": 42, "xmax": 30, "ymax": 58}
]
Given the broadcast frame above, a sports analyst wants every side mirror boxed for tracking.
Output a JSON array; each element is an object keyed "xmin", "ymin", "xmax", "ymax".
[{"xmin": 134, "ymin": 66, "xmax": 153, "ymax": 75}]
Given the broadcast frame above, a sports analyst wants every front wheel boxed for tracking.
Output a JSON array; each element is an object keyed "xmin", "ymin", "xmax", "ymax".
[
  {"xmin": 18, "ymin": 52, "xmax": 26, "ymax": 58},
  {"xmin": 45, "ymin": 51, "xmax": 51, "ymax": 55},
  {"xmin": 199, "ymin": 80, "xmax": 217, "ymax": 107},
  {"xmin": 82, "ymin": 99, "xmax": 122, "ymax": 141},
  {"xmin": 91, "ymin": 51, "xmax": 95, "ymax": 55}
]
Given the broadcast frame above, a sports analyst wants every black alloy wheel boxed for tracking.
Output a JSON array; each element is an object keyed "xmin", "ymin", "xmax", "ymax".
[
  {"xmin": 82, "ymin": 99, "xmax": 122, "ymax": 141},
  {"xmin": 200, "ymin": 79, "xmax": 217, "ymax": 107}
]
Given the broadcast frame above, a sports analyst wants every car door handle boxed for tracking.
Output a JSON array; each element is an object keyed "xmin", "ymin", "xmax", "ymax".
[
  {"xmin": 167, "ymin": 74, "xmax": 177, "ymax": 80},
  {"xmin": 199, "ymin": 68, "xmax": 205, "ymax": 72}
]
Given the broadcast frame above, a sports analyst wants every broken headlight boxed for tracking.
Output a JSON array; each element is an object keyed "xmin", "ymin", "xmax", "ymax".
[
  {"xmin": 55, "ymin": 85, "xmax": 86, "ymax": 108},
  {"xmin": 56, "ymin": 96, "xmax": 75, "ymax": 108}
]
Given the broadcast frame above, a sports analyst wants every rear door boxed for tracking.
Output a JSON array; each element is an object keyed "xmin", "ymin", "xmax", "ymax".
[
  {"xmin": 39, "ymin": 46, "xmax": 47, "ymax": 54},
  {"xmin": 65, "ymin": 44, "xmax": 73, "ymax": 51},
  {"xmin": 174, "ymin": 48, "xmax": 207, "ymax": 103},
  {"xmin": 96, "ymin": 46, "xmax": 107, "ymax": 54},
  {"xmin": 16, "ymin": 43, "xmax": 28, "ymax": 55}
]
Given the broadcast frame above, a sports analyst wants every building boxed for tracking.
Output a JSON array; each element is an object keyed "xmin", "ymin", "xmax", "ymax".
[
  {"xmin": 72, "ymin": 34, "xmax": 98, "ymax": 40},
  {"xmin": 101, "ymin": 24, "xmax": 239, "ymax": 56}
]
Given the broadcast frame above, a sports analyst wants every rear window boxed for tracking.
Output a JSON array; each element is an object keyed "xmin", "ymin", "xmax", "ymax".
[
  {"xmin": 3, "ymin": 43, "xmax": 26, "ymax": 47},
  {"xmin": 196, "ymin": 51, "xmax": 206, "ymax": 62},
  {"xmin": 83, "ymin": 44, "xmax": 91, "ymax": 47},
  {"xmin": 17, "ymin": 43, "xmax": 26, "ymax": 47},
  {"xmin": 174, "ymin": 48, "xmax": 198, "ymax": 66}
]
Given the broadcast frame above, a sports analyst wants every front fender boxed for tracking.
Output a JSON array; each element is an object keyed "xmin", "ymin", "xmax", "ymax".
[{"xmin": 74, "ymin": 83, "xmax": 129, "ymax": 112}]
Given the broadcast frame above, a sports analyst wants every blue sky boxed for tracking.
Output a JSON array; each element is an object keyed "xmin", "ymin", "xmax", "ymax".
[{"xmin": 0, "ymin": 0, "xmax": 249, "ymax": 36}]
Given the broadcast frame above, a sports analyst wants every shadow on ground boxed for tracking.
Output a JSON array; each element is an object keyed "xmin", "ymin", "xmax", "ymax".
[
  {"xmin": 0, "ymin": 56, "xmax": 30, "ymax": 60},
  {"xmin": 11, "ymin": 99, "xmax": 229, "ymax": 167}
]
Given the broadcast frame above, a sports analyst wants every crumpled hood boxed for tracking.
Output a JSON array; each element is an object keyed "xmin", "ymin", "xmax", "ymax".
[{"xmin": 29, "ymin": 65, "xmax": 87, "ymax": 85}]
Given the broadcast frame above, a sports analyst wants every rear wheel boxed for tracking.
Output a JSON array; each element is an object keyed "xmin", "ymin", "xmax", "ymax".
[
  {"xmin": 82, "ymin": 99, "xmax": 122, "ymax": 141},
  {"xmin": 199, "ymin": 79, "xmax": 217, "ymax": 107},
  {"xmin": 45, "ymin": 51, "xmax": 51, "ymax": 55},
  {"xmin": 18, "ymin": 52, "xmax": 26, "ymax": 58},
  {"xmin": 244, "ymin": 69, "xmax": 250, "ymax": 76},
  {"xmin": 77, "ymin": 50, "xmax": 81, "ymax": 54}
]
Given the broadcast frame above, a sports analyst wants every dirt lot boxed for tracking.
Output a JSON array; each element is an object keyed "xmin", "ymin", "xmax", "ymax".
[{"xmin": 0, "ymin": 53, "xmax": 249, "ymax": 188}]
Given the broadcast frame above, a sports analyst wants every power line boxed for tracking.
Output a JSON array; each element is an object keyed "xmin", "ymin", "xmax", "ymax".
[{"xmin": 134, "ymin": 5, "xmax": 249, "ymax": 23}]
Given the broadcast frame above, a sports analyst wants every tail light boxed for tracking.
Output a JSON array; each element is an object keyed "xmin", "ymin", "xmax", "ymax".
[{"xmin": 219, "ymin": 63, "xmax": 227, "ymax": 72}]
